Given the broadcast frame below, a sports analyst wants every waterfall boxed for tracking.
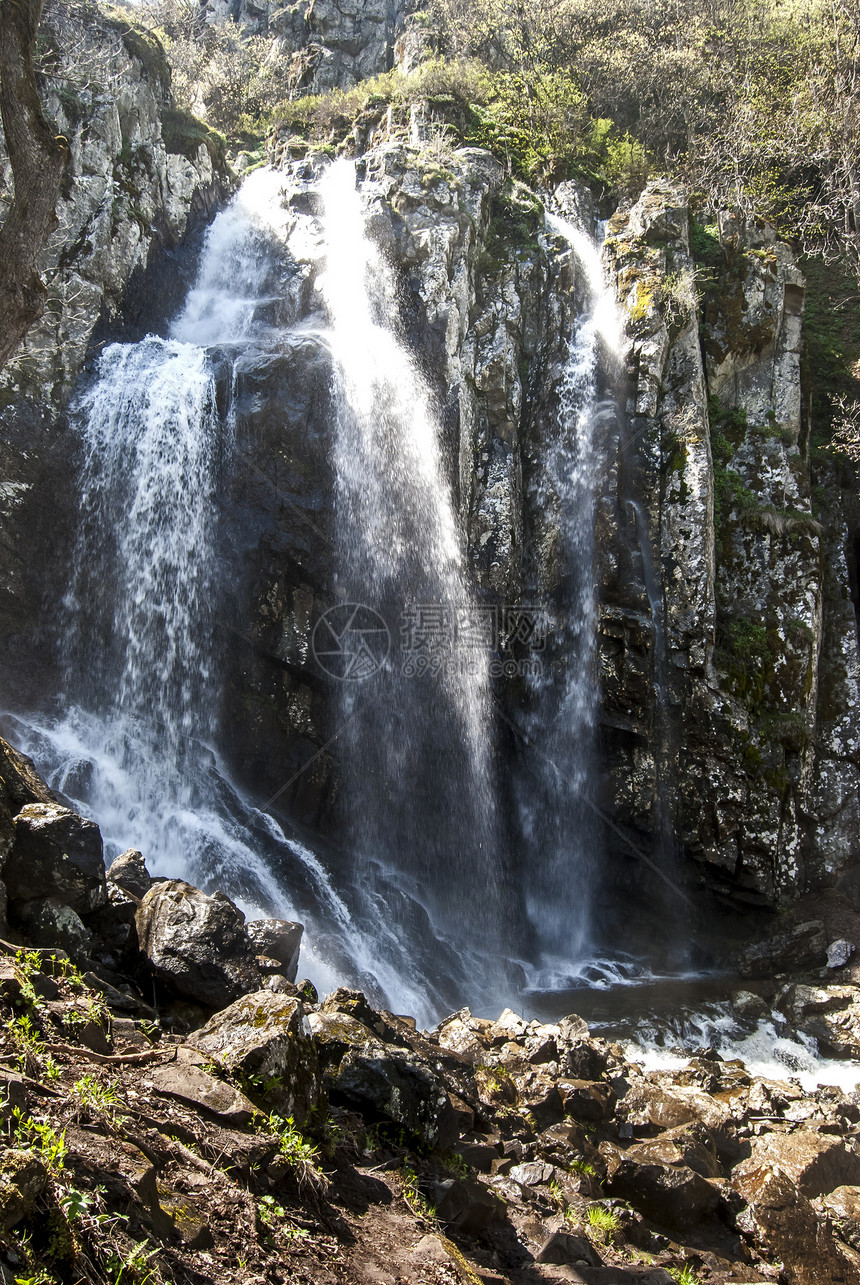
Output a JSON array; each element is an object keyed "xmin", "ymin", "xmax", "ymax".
[
  {"xmin": 6, "ymin": 157, "xmax": 638, "ymax": 1020},
  {"xmin": 315, "ymin": 161, "xmax": 515, "ymax": 1004},
  {"xmin": 7, "ymin": 168, "xmax": 446, "ymax": 1022},
  {"xmin": 5, "ymin": 161, "xmax": 524, "ymax": 1024},
  {"xmin": 519, "ymin": 212, "xmax": 624, "ymax": 989}
]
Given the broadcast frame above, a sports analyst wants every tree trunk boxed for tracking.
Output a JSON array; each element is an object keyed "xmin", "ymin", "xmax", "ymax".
[{"xmin": 0, "ymin": 0, "xmax": 70, "ymax": 372}]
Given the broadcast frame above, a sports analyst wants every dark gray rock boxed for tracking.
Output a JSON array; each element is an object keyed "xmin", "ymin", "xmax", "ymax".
[
  {"xmin": 5, "ymin": 803, "xmax": 106, "ymax": 914},
  {"xmin": 536, "ymin": 1230, "xmax": 600, "ymax": 1267},
  {"xmin": 424, "ymin": 1176, "xmax": 503, "ymax": 1235},
  {"xmin": 14, "ymin": 897, "xmax": 94, "ymax": 954},
  {"xmin": 107, "ymin": 849, "xmax": 152, "ymax": 901},
  {"xmin": 607, "ymin": 1154, "xmax": 720, "ymax": 1231},
  {"xmin": 135, "ymin": 880, "xmax": 262, "ymax": 1010},
  {"xmin": 737, "ymin": 920, "xmax": 828, "ymax": 978},
  {"xmin": 246, "ymin": 917, "xmax": 303, "ymax": 982}
]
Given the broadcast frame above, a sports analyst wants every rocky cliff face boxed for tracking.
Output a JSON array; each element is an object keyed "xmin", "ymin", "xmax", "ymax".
[
  {"xmin": 603, "ymin": 185, "xmax": 860, "ymax": 911},
  {"xmin": 205, "ymin": 0, "xmax": 427, "ymax": 92},
  {"xmin": 0, "ymin": 0, "xmax": 230, "ymax": 701},
  {"xmin": 223, "ymin": 133, "xmax": 859, "ymax": 924}
]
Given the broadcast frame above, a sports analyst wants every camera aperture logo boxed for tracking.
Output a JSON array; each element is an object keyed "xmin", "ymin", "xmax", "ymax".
[
  {"xmin": 312, "ymin": 603, "xmax": 391, "ymax": 681},
  {"xmin": 313, "ymin": 600, "xmax": 551, "ymax": 682}
]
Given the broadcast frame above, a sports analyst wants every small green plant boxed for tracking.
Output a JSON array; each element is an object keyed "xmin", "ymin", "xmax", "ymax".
[
  {"xmin": 6, "ymin": 1013, "xmax": 44, "ymax": 1066},
  {"xmin": 52, "ymin": 956, "xmax": 86, "ymax": 991},
  {"xmin": 60, "ymin": 1186, "xmax": 89, "ymax": 1219},
  {"xmin": 571, "ymin": 1157, "xmax": 596, "ymax": 1177},
  {"xmin": 269, "ymin": 1115, "xmax": 326, "ymax": 1192},
  {"xmin": 441, "ymin": 1152, "xmax": 470, "ymax": 1179},
  {"xmin": 401, "ymin": 1163, "xmax": 437, "ymax": 1224},
  {"xmin": 283, "ymin": 1224, "xmax": 311, "ymax": 1242},
  {"xmin": 258, "ymin": 1194, "xmax": 285, "ymax": 1229},
  {"xmin": 11, "ymin": 1108, "xmax": 66, "ymax": 1174},
  {"xmin": 548, "ymin": 1177, "xmax": 567, "ymax": 1209},
  {"xmin": 106, "ymin": 1239, "xmax": 159, "ymax": 1285},
  {"xmin": 668, "ymin": 1268, "xmax": 700, "ymax": 1285},
  {"xmin": 587, "ymin": 1204, "xmax": 621, "ymax": 1243},
  {"xmin": 15, "ymin": 949, "xmax": 44, "ymax": 979},
  {"xmin": 72, "ymin": 1074, "xmax": 125, "ymax": 1123}
]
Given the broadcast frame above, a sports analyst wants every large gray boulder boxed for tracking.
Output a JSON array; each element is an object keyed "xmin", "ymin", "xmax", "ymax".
[
  {"xmin": 193, "ymin": 991, "xmax": 320, "ymax": 1123},
  {"xmin": 135, "ymin": 881, "xmax": 262, "ymax": 1010},
  {"xmin": 5, "ymin": 803, "xmax": 106, "ymax": 914}
]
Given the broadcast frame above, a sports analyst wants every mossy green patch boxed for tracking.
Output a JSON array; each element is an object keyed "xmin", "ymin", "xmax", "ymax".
[{"xmin": 162, "ymin": 106, "xmax": 227, "ymax": 167}]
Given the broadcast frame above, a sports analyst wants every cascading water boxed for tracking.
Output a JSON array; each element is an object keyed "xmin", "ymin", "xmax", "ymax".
[
  {"xmin": 4, "ymin": 160, "xmax": 528, "ymax": 1024},
  {"xmin": 518, "ymin": 212, "xmax": 624, "ymax": 990},
  {"xmin": 7, "ymin": 167, "xmax": 452, "ymax": 1022},
  {"xmin": 315, "ymin": 161, "xmax": 517, "ymax": 1004}
]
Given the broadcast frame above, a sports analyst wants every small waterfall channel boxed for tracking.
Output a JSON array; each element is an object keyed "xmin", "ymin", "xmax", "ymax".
[
  {"xmin": 518, "ymin": 211, "xmax": 625, "ymax": 991},
  {"xmin": 316, "ymin": 161, "xmax": 518, "ymax": 1001}
]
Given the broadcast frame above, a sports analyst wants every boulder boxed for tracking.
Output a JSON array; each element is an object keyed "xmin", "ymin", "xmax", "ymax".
[
  {"xmin": 734, "ymin": 1130, "xmax": 860, "ymax": 1198},
  {"xmin": 774, "ymin": 982, "xmax": 860, "ymax": 1059},
  {"xmin": 5, "ymin": 802, "xmax": 106, "ymax": 913},
  {"xmin": 424, "ymin": 1176, "xmax": 503, "ymax": 1235},
  {"xmin": 14, "ymin": 896, "xmax": 93, "ymax": 954},
  {"xmin": 0, "ymin": 1149, "xmax": 48, "ymax": 1231},
  {"xmin": 618, "ymin": 1079, "xmax": 741, "ymax": 1160},
  {"xmin": 245, "ymin": 918, "xmax": 303, "ymax": 982},
  {"xmin": 560, "ymin": 1079, "xmax": 616, "ymax": 1122},
  {"xmin": 607, "ymin": 1150, "xmax": 720, "ymax": 1231},
  {"xmin": 149, "ymin": 1064, "xmax": 258, "ymax": 1127},
  {"xmin": 641, "ymin": 1124, "xmax": 723, "ymax": 1179},
  {"xmin": 737, "ymin": 919, "xmax": 828, "ymax": 978},
  {"xmin": 822, "ymin": 1185, "xmax": 860, "ymax": 1250},
  {"xmin": 734, "ymin": 1166, "xmax": 860, "ymax": 1285},
  {"xmin": 107, "ymin": 849, "xmax": 152, "ymax": 900},
  {"xmin": 509, "ymin": 1160, "xmax": 555, "ymax": 1187},
  {"xmin": 135, "ymin": 881, "xmax": 262, "ymax": 1010},
  {"xmin": 536, "ymin": 1230, "xmax": 601, "ymax": 1268},
  {"xmin": 333, "ymin": 1041, "xmax": 462, "ymax": 1148},
  {"xmin": 828, "ymin": 940, "xmax": 856, "ymax": 969},
  {"xmin": 193, "ymin": 990, "xmax": 320, "ymax": 1123}
]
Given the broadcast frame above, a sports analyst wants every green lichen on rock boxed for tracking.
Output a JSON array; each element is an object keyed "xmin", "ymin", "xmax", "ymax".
[{"xmin": 162, "ymin": 106, "xmax": 227, "ymax": 167}]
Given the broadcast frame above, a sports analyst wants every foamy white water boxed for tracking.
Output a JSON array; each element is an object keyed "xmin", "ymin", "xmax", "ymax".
[{"xmin": 626, "ymin": 1002, "xmax": 860, "ymax": 1094}]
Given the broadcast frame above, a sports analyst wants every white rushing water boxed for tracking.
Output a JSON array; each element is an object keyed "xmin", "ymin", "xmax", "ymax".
[
  {"xmin": 314, "ymin": 160, "xmax": 519, "ymax": 1005},
  {"xmin": 8, "ymin": 166, "xmax": 461, "ymax": 1024},
  {"xmin": 5, "ymin": 162, "xmax": 528, "ymax": 1024},
  {"xmin": 625, "ymin": 1002, "xmax": 860, "ymax": 1094},
  {"xmin": 519, "ymin": 212, "xmax": 624, "ymax": 987}
]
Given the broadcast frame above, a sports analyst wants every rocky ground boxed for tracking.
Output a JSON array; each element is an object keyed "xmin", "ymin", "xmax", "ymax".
[{"xmin": 3, "ymin": 733, "xmax": 860, "ymax": 1285}]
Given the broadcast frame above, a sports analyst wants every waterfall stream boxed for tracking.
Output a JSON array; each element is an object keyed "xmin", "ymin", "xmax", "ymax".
[
  {"xmin": 519, "ymin": 212, "xmax": 624, "ymax": 990},
  {"xmin": 7, "ymin": 168, "xmax": 451, "ymax": 1022},
  {"xmin": 316, "ymin": 161, "xmax": 515, "ymax": 997}
]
